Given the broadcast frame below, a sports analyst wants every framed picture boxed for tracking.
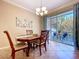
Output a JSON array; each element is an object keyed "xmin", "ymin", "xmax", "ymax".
[{"xmin": 16, "ymin": 17, "xmax": 33, "ymax": 28}]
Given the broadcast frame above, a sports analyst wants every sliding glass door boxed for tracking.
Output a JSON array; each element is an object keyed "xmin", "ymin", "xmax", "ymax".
[{"xmin": 46, "ymin": 11, "xmax": 74, "ymax": 46}]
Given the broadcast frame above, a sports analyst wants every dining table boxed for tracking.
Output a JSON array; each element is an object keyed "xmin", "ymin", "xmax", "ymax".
[{"xmin": 16, "ymin": 35, "xmax": 41, "ymax": 56}]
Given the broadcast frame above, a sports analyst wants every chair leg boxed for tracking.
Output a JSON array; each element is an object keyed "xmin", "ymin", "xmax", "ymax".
[
  {"xmin": 26, "ymin": 42, "xmax": 31, "ymax": 57},
  {"xmin": 47, "ymin": 39, "xmax": 49, "ymax": 44},
  {"xmin": 11, "ymin": 52, "xmax": 15, "ymax": 59},
  {"xmin": 44, "ymin": 43, "xmax": 47, "ymax": 51},
  {"xmin": 39, "ymin": 45, "xmax": 42, "ymax": 56},
  {"xmin": 23, "ymin": 49, "xmax": 26, "ymax": 52},
  {"xmin": 25, "ymin": 48, "xmax": 29, "ymax": 56}
]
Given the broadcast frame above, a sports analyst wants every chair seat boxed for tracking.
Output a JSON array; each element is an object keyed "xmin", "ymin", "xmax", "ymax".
[
  {"xmin": 35, "ymin": 42, "xmax": 45, "ymax": 45},
  {"xmin": 14, "ymin": 43, "xmax": 28, "ymax": 51}
]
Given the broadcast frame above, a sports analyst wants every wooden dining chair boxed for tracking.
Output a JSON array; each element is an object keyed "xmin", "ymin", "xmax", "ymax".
[
  {"xmin": 42, "ymin": 30, "xmax": 49, "ymax": 44},
  {"xmin": 34, "ymin": 30, "xmax": 48, "ymax": 55},
  {"xmin": 4, "ymin": 31, "xmax": 28, "ymax": 59},
  {"xmin": 26, "ymin": 30, "xmax": 33, "ymax": 35}
]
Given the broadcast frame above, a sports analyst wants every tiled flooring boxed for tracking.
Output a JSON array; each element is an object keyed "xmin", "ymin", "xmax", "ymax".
[{"xmin": 0, "ymin": 41, "xmax": 79, "ymax": 59}]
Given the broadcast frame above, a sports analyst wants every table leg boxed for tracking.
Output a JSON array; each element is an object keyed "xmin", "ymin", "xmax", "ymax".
[{"xmin": 26, "ymin": 41, "xmax": 31, "ymax": 57}]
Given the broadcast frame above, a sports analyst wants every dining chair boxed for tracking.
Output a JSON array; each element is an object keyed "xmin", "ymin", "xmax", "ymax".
[
  {"xmin": 34, "ymin": 30, "xmax": 48, "ymax": 55},
  {"xmin": 4, "ymin": 31, "xmax": 28, "ymax": 59},
  {"xmin": 62, "ymin": 32, "xmax": 68, "ymax": 40},
  {"xmin": 26, "ymin": 30, "xmax": 33, "ymax": 35}
]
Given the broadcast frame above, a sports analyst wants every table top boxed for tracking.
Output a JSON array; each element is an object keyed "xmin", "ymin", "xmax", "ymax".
[{"xmin": 17, "ymin": 36, "xmax": 40, "ymax": 42}]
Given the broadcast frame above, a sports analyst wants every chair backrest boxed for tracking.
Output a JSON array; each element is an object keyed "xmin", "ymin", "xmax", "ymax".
[
  {"xmin": 4, "ymin": 31, "xmax": 15, "ymax": 50},
  {"xmin": 53, "ymin": 32, "xmax": 57, "ymax": 36},
  {"xmin": 26, "ymin": 30, "xmax": 33, "ymax": 35},
  {"xmin": 41, "ymin": 30, "xmax": 49, "ymax": 42},
  {"xmin": 62, "ymin": 32, "xmax": 68, "ymax": 38}
]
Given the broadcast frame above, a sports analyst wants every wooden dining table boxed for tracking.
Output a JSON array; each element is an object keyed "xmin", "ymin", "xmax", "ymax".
[{"xmin": 17, "ymin": 36, "xmax": 40, "ymax": 56}]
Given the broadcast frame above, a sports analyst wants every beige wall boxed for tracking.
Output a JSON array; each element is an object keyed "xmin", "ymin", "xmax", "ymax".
[{"xmin": 0, "ymin": 0, "xmax": 41, "ymax": 48}]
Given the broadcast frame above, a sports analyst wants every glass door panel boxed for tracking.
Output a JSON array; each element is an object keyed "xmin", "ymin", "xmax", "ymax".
[{"xmin": 47, "ymin": 11, "xmax": 74, "ymax": 46}]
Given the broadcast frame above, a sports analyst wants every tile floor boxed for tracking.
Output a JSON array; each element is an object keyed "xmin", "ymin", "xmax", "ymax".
[{"xmin": 0, "ymin": 41, "xmax": 79, "ymax": 59}]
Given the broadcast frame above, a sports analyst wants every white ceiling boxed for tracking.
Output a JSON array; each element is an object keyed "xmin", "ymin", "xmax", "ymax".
[{"xmin": 3, "ymin": 0, "xmax": 75, "ymax": 13}]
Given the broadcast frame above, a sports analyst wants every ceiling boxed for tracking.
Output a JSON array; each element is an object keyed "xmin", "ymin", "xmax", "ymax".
[{"xmin": 3, "ymin": 0, "xmax": 76, "ymax": 13}]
